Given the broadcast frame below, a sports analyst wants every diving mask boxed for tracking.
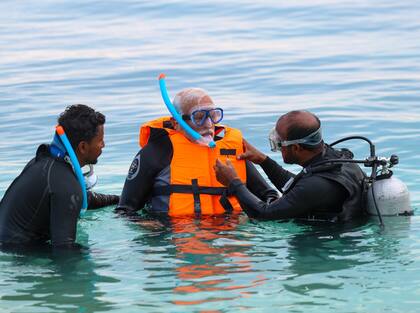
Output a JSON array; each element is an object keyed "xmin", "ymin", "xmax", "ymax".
[
  {"xmin": 82, "ymin": 164, "xmax": 98, "ymax": 190},
  {"xmin": 268, "ymin": 127, "xmax": 281, "ymax": 152},
  {"xmin": 268, "ymin": 127, "xmax": 323, "ymax": 152},
  {"xmin": 182, "ymin": 108, "xmax": 224, "ymax": 127}
]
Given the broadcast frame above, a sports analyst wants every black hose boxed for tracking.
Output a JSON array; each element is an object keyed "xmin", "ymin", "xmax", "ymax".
[
  {"xmin": 370, "ymin": 165, "xmax": 384, "ymax": 229},
  {"xmin": 328, "ymin": 136, "xmax": 384, "ymax": 228},
  {"xmin": 330, "ymin": 135, "xmax": 375, "ymax": 158}
]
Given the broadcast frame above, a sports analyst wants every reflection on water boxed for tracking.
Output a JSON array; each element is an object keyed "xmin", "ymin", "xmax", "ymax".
[
  {"xmin": 131, "ymin": 215, "xmax": 266, "ymax": 309},
  {"xmin": 1, "ymin": 214, "xmax": 418, "ymax": 312},
  {"xmin": 0, "ymin": 247, "xmax": 117, "ymax": 312},
  {"xmin": 285, "ymin": 220, "xmax": 371, "ymax": 278},
  {"xmin": 1, "ymin": 0, "xmax": 420, "ymax": 312}
]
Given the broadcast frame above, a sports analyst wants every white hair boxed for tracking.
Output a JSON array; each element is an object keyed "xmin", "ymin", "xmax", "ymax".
[{"xmin": 172, "ymin": 88, "xmax": 213, "ymax": 114}]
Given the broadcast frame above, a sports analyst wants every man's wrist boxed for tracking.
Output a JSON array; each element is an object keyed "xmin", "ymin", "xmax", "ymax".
[
  {"xmin": 256, "ymin": 154, "xmax": 267, "ymax": 164},
  {"xmin": 228, "ymin": 178, "xmax": 244, "ymax": 194}
]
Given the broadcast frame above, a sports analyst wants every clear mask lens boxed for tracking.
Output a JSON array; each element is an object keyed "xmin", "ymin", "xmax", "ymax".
[
  {"xmin": 268, "ymin": 127, "xmax": 281, "ymax": 152},
  {"xmin": 82, "ymin": 164, "xmax": 98, "ymax": 190},
  {"xmin": 191, "ymin": 108, "xmax": 223, "ymax": 126}
]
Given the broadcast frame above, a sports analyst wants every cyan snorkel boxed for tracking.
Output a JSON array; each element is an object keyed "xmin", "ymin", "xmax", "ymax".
[
  {"xmin": 55, "ymin": 125, "xmax": 88, "ymax": 216},
  {"xmin": 158, "ymin": 73, "xmax": 216, "ymax": 148}
]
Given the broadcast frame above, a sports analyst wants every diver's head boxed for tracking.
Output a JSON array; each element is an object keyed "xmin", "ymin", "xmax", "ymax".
[
  {"xmin": 273, "ymin": 110, "xmax": 324, "ymax": 165},
  {"xmin": 58, "ymin": 104, "xmax": 105, "ymax": 167},
  {"xmin": 173, "ymin": 88, "xmax": 223, "ymax": 143}
]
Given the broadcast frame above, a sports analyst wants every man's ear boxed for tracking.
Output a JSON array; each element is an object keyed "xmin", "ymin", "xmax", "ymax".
[
  {"xmin": 291, "ymin": 144, "xmax": 300, "ymax": 153},
  {"xmin": 77, "ymin": 141, "xmax": 88, "ymax": 156}
]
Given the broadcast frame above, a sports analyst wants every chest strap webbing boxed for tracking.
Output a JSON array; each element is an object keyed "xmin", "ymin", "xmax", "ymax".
[{"xmin": 153, "ymin": 183, "xmax": 234, "ymax": 213}]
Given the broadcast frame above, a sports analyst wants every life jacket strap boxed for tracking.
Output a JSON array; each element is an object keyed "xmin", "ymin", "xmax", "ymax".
[
  {"xmin": 153, "ymin": 184, "xmax": 235, "ymax": 213},
  {"xmin": 153, "ymin": 185, "xmax": 227, "ymax": 196},
  {"xmin": 219, "ymin": 190, "xmax": 234, "ymax": 213},
  {"xmin": 191, "ymin": 179, "xmax": 201, "ymax": 214}
]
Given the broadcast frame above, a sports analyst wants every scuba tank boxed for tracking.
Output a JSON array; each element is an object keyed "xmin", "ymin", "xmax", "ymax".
[
  {"xmin": 318, "ymin": 136, "xmax": 413, "ymax": 227},
  {"xmin": 365, "ymin": 155, "xmax": 412, "ymax": 216}
]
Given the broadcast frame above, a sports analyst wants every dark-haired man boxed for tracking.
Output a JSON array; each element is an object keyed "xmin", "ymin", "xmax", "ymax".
[
  {"xmin": 214, "ymin": 110, "xmax": 366, "ymax": 222},
  {"xmin": 0, "ymin": 104, "xmax": 119, "ymax": 249}
]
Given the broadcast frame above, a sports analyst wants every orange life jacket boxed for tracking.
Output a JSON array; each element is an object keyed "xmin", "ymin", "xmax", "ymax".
[{"xmin": 139, "ymin": 117, "xmax": 247, "ymax": 216}]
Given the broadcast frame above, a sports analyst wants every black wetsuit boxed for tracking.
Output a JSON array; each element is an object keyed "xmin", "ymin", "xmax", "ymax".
[
  {"xmin": 228, "ymin": 145, "xmax": 366, "ymax": 221},
  {"xmin": 117, "ymin": 129, "xmax": 279, "ymax": 214},
  {"xmin": 0, "ymin": 144, "xmax": 119, "ymax": 248}
]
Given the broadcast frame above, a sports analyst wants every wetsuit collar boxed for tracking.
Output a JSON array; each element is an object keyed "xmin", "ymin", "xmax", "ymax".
[
  {"xmin": 50, "ymin": 133, "xmax": 67, "ymax": 158},
  {"xmin": 301, "ymin": 145, "xmax": 326, "ymax": 168}
]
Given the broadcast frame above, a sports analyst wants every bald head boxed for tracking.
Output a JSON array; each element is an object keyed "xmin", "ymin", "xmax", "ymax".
[
  {"xmin": 276, "ymin": 110, "xmax": 322, "ymax": 150},
  {"xmin": 173, "ymin": 88, "xmax": 215, "ymax": 115}
]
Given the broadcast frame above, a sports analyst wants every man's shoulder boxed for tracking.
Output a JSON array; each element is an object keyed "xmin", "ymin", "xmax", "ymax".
[{"xmin": 138, "ymin": 129, "xmax": 173, "ymax": 169}]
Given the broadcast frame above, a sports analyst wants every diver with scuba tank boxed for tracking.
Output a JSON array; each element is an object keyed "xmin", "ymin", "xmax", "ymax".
[{"xmin": 214, "ymin": 110, "xmax": 413, "ymax": 223}]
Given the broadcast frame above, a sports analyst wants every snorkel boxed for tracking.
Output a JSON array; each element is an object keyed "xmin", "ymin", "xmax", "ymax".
[
  {"xmin": 158, "ymin": 74, "xmax": 216, "ymax": 148},
  {"xmin": 55, "ymin": 125, "xmax": 88, "ymax": 216}
]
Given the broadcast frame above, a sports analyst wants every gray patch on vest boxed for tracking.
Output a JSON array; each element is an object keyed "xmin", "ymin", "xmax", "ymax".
[{"xmin": 127, "ymin": 155, "xmax": 141, "ymax": 180}]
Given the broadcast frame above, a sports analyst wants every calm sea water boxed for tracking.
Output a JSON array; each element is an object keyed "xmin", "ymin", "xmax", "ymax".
[{"xmin": 0, "ymin": 1, "xmax": 419, "ymax": 312}]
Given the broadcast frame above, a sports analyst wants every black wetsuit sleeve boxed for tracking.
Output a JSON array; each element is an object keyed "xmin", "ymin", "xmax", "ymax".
[
  {"xmin": 229, "ymin": 175, "xmax": 347, "ymax": 220},
  {"xmin": 117, "ymin": 129, "xmax": 172, "ymax": 214},
  {"xmin": 245, "ymin": 161, "xmax": 279, "ymax": 203},
  {"xmin": 260, "ymin": 157, "xmax": 295, "ymax": 191},
  {"xmin": 49, "ymin": 163, "xmax": 82, "ymax": 248},
  {"xmin": 87, "ymin": 191, "xmax": 120, "ymax": 210}
]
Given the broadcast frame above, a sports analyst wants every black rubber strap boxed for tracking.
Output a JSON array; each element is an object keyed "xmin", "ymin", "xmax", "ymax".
[
  {"xmin": 153, "ymin": 185, "xmax": 226, "ymax": 196},
  {"xmin": 219, "ymin": 190, "xmax": 234, "ymax": 213},
  {"xmin": 191, "ymin": 179, "xmax": 201, "ymax": 214}
]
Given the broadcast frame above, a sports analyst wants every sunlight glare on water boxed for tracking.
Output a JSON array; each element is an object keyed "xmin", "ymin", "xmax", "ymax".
[{"xmin": 0, "ymin": 1, "xmax": 419, "ymax": 312}]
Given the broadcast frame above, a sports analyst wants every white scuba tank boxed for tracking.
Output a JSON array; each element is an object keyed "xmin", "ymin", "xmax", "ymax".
[{"xmin": 366, "ymin": 175, "xmax": 412, "ymax": 216}]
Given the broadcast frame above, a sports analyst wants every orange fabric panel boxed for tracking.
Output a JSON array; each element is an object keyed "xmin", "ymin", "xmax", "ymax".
[
  {"xmin": 168, "ymin": 126, "xmax": 246, "ymax": 216},
  {"xmin": 139, "ymin": 117, "xmax": 247, "ymax": 216}
]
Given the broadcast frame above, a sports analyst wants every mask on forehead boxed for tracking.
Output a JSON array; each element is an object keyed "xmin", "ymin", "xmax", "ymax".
[{"xmin": 268, "ymin": 127, "xmax": 323, "ymax": 152}]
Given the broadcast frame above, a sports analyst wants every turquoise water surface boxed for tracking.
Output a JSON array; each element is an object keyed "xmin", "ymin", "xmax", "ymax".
[{"xmin": 0, "ymin": 1, "xmax": 419, "ymax": 312}]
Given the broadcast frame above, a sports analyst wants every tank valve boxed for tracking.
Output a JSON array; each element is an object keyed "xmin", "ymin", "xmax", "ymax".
[{"xmin": 390, "ymin": 154, "xmax": 399, "ymax": 166}]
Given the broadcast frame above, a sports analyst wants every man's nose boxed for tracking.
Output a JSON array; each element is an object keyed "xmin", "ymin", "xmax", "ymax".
[{"xmin": 203, "ymin": 116, "xmax": 213, "ymax": 127}]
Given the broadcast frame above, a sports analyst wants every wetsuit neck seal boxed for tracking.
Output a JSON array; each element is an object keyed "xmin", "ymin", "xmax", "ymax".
[{"xmin": 50, "ymin": 133, "xmax": 67, "ymax": 158}]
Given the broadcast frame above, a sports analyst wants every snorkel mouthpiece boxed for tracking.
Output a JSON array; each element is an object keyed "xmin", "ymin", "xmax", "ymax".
[
  {"xmin": 55, "ymin": 125, "xmax": 88, "ymax": 216},
  {"xmin": 158, "ymin": 74, "xmax": 216, "ymax": 148}
]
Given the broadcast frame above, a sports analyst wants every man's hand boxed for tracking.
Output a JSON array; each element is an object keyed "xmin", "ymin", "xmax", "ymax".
[
  {"xmin": 237, "ymin": 139, "xmax": 267, "ymax": 164},
  {"xmin": 214, "ymin": 159, "xmax": 240, "ymax": 186}
]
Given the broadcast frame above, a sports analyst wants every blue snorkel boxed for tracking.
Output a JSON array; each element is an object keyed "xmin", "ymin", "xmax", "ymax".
[
  {"xmin": 158, "ymin": 74, "xmax": 216, "ymax": 148},
  {"xmin": 56, "ymin": 125, "xmax": 88, "ymax": 216}
]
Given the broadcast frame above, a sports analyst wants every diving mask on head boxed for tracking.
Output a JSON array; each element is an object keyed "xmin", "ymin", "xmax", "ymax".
[
  {"xmin": 82, "ymin": 164, "xmax": 98, "ymax": 190},
  {"xmin": 268, "ymin": 127, "xmax": 323, "ymax": 152},
  {"xmin": 268, "ymin": 127, "xmax": 282, "ymax": 152}
]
